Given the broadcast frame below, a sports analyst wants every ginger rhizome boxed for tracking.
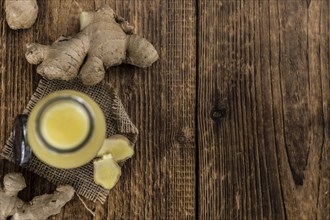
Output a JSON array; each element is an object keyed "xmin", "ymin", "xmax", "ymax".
[
  {"xmin": 0, "ymin": 173, "xmax": 74, "ymax": 220},
  {"xmin": 5, "ymin": 0, "xmax": 38, "ymax": 30},
  {"xmin": 25, "ymin": 5, "xmax": 159, "ymax": 86},
  {"xmin": 94, "ymin": 135, "xmax": 134, "ymax": 189}
]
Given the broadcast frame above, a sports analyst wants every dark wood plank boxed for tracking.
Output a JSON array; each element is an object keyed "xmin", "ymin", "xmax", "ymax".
[
  {"xmin": 0, "ymin": 0, "xmax": 197, "ymax": 219},
  {"xmin": 198, "ymin": 0, "xmax": 329, "ymax": 219}
]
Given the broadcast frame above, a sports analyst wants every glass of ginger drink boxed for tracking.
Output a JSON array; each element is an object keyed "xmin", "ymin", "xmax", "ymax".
[{"xmin": 27, "ymin": 90, "xmax": 106, "ymax": 169}]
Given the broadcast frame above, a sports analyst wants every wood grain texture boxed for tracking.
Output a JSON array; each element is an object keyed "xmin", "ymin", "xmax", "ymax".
[
  {"xmin": 0, "ymin": 0, "xmax": 196, "ymax": 219},
  {"xmin": 1, "ymin": 0, "xmax": 329, "ymax": 219},
  {"xmin": 101, "ymin": 0, "xmax": 196, "ymax": 219},
  {"xmin": 198, "ymin": 0, "xmax": 329, "ymax": 219}
]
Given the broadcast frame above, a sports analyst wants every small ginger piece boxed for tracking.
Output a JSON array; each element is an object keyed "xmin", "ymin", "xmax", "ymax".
[
  {"xmin": 97, "ymin": 135, "xmax": 134, "ymax": 161},
  {"xmin": 26, "ymin": 5, "xmax": 159, "ymax": 86},
  {"xmin": 5, "ymin": 0, "xmax": 38, "ymax": 30},
  {"xmin": 94, "ymin": 154, "xmax": 122, "ymax": 190},
  {"xmin": 0, "ymin": 172, "xmax": 74, "ymax": 220},
  {"xmin": 0, "ymin": 173, "xmax": 26, "ymax": 219}
]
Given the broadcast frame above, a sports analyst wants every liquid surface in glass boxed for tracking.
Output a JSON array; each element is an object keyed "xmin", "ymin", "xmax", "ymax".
[{"xmin": 40, "ymin": 100, "xmax": 90, "ymax": 149}]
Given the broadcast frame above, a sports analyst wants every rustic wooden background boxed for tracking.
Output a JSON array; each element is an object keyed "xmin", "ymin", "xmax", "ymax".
[{"xmin": 0, "ymin": 0, "xmax": 329, "ymax": 219}]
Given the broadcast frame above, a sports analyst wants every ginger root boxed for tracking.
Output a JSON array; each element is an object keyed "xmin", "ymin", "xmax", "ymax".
[
  {"xmin": 94, "ymin": 154, "xmax": 122, "ymax": 190},
  {"xmin": 97, "ymin": 135, "xmax": 134, "ymax": 161},
  {"xmin": 0, "ymin": 173, "xmax": 75, "ymax": 220},
  {"xmin": 25, "ymin": 5, "xmax": 159, "ymax": 86},
  {"xmin": 94, "ymin": 135, "xmax": 134, "ymax": 190},
  {"xmin": 5, "ymin": 0, "xmax": 38, "ymax": 30}
]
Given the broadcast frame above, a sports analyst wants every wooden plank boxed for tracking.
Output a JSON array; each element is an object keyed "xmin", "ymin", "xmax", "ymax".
[
  {"xmin": 103, "ymin": 0, "xmax": 196, "ymax": 219},
  {"xmin": 198, "ymin": 0, "xmax": 329, "ymax": 219},
  {"xmin": 0, "ymin": 0, "xmax": 197, "ymax": 219}
]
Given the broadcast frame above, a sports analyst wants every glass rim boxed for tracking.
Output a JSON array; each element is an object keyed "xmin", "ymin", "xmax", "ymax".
[{"xmin": 35, "ymin": 95, "xmax": 94, "ymax": 154}]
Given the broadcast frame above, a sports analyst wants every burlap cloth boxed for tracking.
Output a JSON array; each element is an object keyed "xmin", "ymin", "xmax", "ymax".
[{"xmin": 1, "ymin": 78, "xmax": 138, "ymax": 204}]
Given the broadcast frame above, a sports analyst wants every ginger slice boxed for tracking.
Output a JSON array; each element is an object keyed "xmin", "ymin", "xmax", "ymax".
[
  {"xmin": 93, "ymin": 154, "xmax": 121, "ymax": 190},
  {"xmin": 97, "ymin": 135, "xmax": 134, "ymax": 162}
]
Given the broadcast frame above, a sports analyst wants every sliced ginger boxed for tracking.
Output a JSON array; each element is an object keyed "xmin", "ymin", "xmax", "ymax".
[
  {"xmin": 93, "ymin": 154, "xmax": 122, "ymax": 190},
  {"xmin": 97, "ymin": 135, "xmax": 134, "ymax": 161},
  {"xmin": 94, "ymin": 135, "xmax": 134, "ymax": 189}
]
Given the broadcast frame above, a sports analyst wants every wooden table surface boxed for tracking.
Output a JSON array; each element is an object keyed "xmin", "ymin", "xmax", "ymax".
[{"xmin": 1, "ymin": 0, "xmax": 329, "ymax": 219}]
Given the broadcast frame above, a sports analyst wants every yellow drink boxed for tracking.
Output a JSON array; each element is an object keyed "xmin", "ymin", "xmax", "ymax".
[
  {"xmin": 40, "ymin": 101, "xmax": 90, "ymax": 149},
  {"xmin": 27, "ymin": 90, "xmax": 106, "ymax": 169}
]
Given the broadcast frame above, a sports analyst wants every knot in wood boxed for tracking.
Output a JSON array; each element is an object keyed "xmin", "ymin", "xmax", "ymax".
[
  {"xmin": 175, "ymin": 133, "xmax": 187, "ymax": 145},
  {"xmin": 210, "ymin": 107, "xmax": 227, "ymax": 122}
]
